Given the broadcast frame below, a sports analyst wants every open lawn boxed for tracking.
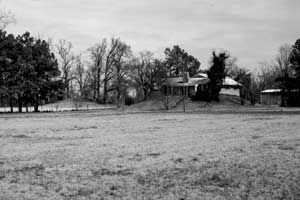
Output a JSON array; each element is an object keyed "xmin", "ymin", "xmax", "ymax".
[{"xmin": 1, "ymin": 111, "xmax": 300, "ymax": 199}]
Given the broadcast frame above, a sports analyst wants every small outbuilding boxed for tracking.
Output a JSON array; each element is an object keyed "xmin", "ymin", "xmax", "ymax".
[
  {"xmin": 220, "ymin": 77, "xmax": 242, "ymax": 97},
  {"xmin": 260, "ymin": 89, "xmax": 282, "ymax": 105}
]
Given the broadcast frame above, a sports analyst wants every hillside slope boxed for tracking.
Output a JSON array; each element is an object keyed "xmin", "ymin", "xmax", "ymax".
[{"xmin": 126, "ymin": 94, "xmax": 245, "ymax": 112}]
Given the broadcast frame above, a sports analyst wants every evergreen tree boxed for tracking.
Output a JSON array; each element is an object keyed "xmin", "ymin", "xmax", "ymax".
[
  {"xmin": 288, "ymin": 38, "xmax": 300, "ymax": 105},
  {"xmin": 164, "ymin": 45, "xmax": 200, "ymax": 77},
  {"xmin": 290, "ymin": 39, "xmax": 300, "ymax": 87},
  {"xmin": 0, "ymin": 30, "xmax": 18, "ymax": 112},
  {"xmin": 30, "ymin": 35, "xmax": 61, "ymax": 111},
  {"xmin": 207, "ymin": 51, "xmax": 229, "ymax": 101},
  {"xmin": 0, "ymin": 30, "xmax": 61, "ymax": 112}
]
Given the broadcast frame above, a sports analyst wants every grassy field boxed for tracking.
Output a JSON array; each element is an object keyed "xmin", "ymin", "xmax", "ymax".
[{"xmin": 1, "ymin": 111, "xmax": 300, "ymax": 200}]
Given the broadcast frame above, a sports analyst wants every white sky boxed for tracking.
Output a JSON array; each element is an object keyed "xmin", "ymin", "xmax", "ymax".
[{"xmin": 2, "ymin": 0, "xmax": 300, "ymax": 71}]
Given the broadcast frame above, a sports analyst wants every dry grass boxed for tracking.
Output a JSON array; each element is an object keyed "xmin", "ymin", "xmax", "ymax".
[{"xmin": 1, "ymin": 111, "xmax": 300, "ymax": 199}]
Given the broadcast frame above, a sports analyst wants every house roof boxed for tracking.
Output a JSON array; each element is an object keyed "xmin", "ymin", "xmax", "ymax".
[
  {"xmin": 163, "ymin": 77, "xmax": 209, "ymax": 87},
  {"xmin": 193, "ymin": 73, "xmax": 242, "ymax": 86},
  {"xmin": 223, "ymin": 77, "xmax": 242, "ymax": 86},
  {"xmin": 163, "ymin": 73, "xmax": 241, "ymax": 87},
  {"xmin": 193, "ymin": 73, "xmax": 208, "ymax": 78}
]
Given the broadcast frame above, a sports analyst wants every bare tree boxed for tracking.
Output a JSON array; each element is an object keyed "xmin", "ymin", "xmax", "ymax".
[
  {"xmin": 226, "ymin": 64, "xmax": 258, "ymax": 105},
  {"xmin": 84, "ymin": 62, "xmax": 98, "ymax": 99},
  {"xmin": 258, "ymin": 64, "xmax": 277, "ymax": 89},
  {"xmin": 273, "ymin": 44, "xmax": 293, "ymax": 106},
  {"xmin": 111, "ymin": 39, "xmax": 131, "ymax": 104},
  {"xmin": 273, "ymin": 44, "xmax": 293, "ymax": 76},
  {"xmin": 102, "ymin": 38, "xmax": 129, "ymax": 103},
  {"xmin": 0, "ymin": 8, "xmax": 15, "ymax": 30},
  {"xmin": 131, "ymin": 51, "xmax": 156, "ymax": 100},
  {"xmin": 258, "ymin": 44, "xmax": 293, "ymax": 90},
  {"xmin": 74, "ymin": 54, "xmax": 85, "ymax": 97},
  {"xmin": 255, "ymin": 44, "xmax": 294, "ymax": 106},
  {"xmin": 56, "ymin": 39, "xmax": 75, "ymax": 98},
  {"xmin": 88, "ymin": 39, "xmax": 107, "ymax": 100}
]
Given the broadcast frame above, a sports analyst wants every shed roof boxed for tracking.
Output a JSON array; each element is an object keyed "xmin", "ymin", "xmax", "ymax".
[{"xmin": 261, "ymin": 89, "xmax": 281, "ymax": 94}]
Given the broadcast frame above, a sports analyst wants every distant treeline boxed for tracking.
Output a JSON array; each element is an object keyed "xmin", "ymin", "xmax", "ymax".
[
  {"xmin": 50, "ymin": 36, "xmax": 300, "ymax": 107},
  {"xmin": 1, "ymin": 26, "xmax": 300, "ymax": 112}
]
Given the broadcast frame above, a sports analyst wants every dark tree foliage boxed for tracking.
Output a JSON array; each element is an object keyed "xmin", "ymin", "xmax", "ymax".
[
  {"xmin": 0, "ymin": 31, "xmax": 17, "ymax": 112},
  {"xmin": 276, "ymin": 75, "xmax": 294, "ymax": 106},
  {"xmin": 290, "ymin": 39, "xmax": 300, "ymax": 86},
  {"xmin": 164, "ymin": 45, "xmax": 201, "ymax": 77},
  {"xmin": 30, "ymin": 35, "xmax": 61, "ymax": 111},
  {"xmin": 207, "ymin": 51, "xmax": 229, "ymax": 101},
  {"xmin": 0, "ymin": 30, "xmax": 61, "ymax": 112},
  {"xmin": 287, "ymin": 38, "xmax": 300, "ymax": 106}
]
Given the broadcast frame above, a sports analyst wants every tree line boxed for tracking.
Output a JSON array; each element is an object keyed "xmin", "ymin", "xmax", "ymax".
[
  {"xmin": 231, "ymin": 41, "xmax": 300, "ymax": 106},
  {"xmin": 0, "ymin": 29, "xmax": 202, "ymax": 112},
  {"xmin": 56, "ymin": 40, "xmax": 202, "ymax": 104},
  {"xmin": 2, "ymin": 32, "xmax": 300, "ymax": 112},
  {"xmin": 257, "ymin": 42, "xmax": 300, "ymax": 106},
  {"xmin": 1, "ymin": 8, "xmax": 300, "ymax": 112}
]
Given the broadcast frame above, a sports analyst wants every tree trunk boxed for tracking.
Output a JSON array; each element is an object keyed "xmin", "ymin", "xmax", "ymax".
[
  {"xmin": 93, "ymin": 84, "xmax": 96, "ymax": 99},
  {"xmin": 96, "ymin": 68, "xmax": 101, "ymax": 100},
  {"xmin": 18, "ymin": 94, "xmax": 22, "ymax": 113},
  {"xmin": 9, "ymin": 97, "xmax": 13, "ymax": 113},
  {"xmin": 116, "ymin": 84, "xmax": 121, "ymax": 105},
  {"xmin": 249, "ymin": 91, "xmax": 255, "ymax": 105},
  {"xmin": 143, "ymin": 88, "xmax": 148, "ymax": 101},
  {"xmin": 103, "ymin": 80, "xmax": 108, "ymax": 103},
  {"xmin": 65, "ymin": 77, "xmax": 69, "ymax": 99},
  {"xmin": 80, "ymin": 85, "xmax": 83, "ymax": 97},
  {"xmin": 116, "ymin": 65, "xmax": 122, "ymax": 105},
  {"xmin": 1, "ymin": 95, "xmax": 3, "ymax": 108},
  {"xmin": 240, "ymin": 97, "xmax": 245, "ymax": 105},
  {"xmin": 34, "ymin": 94, "xmax": 39, "ymax": 112},
  {"xmin": 18, "ymin": 102, "xmax": 22, "ymax": 113}
]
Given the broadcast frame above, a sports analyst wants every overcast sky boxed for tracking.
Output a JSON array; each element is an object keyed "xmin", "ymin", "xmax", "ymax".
[{"xmin": 2, "ymin": 0, "xmax": 300, "ymax": 71}]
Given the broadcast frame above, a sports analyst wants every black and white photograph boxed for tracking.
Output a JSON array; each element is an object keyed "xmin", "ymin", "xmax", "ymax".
[{"xmin": 1, "ymin": 0, "xmax": 300, "ymax": 199}]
